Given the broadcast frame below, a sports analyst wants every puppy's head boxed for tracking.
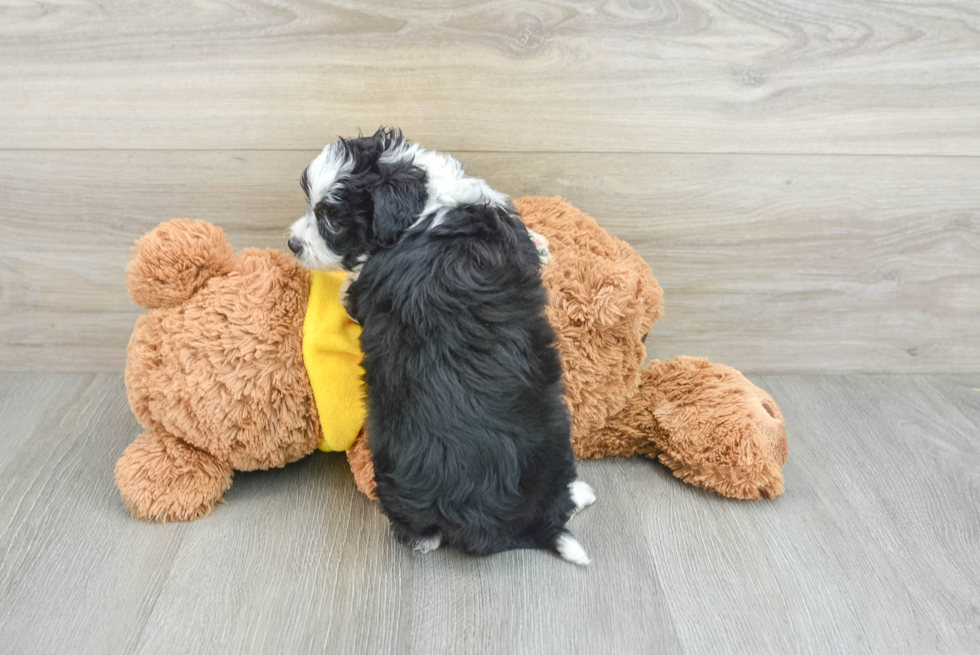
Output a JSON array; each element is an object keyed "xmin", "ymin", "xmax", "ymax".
[{"xmin": 288, "ymin": 127, "xmax": 427, "ymax": 271}]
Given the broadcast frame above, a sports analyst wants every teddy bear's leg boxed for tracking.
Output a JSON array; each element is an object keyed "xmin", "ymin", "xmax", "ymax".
[
  {"xmin": 593, "ymin": 357, "xmax": 788, "ymax": 500},
  {"xmin": 115, "ymin": 430, "xmax": 233, "ymax": 521},
  {"xmin": 347, "ymin": 429, "xmax": 378, "ymax": 500},
  {"xmin": 646, "ymin": 357, "xmax": 787, "ymax": 499}
]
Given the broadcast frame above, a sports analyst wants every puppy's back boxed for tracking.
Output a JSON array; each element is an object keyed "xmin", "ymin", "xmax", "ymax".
[{"xmin": 352, "ymin": 205, "xmax": 583, "ymax": 560}]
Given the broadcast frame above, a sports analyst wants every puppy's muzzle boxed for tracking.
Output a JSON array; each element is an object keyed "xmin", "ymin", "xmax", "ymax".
[{"xmin": 287, "ymin": 237, "xmax": 304, "ymax": 255}]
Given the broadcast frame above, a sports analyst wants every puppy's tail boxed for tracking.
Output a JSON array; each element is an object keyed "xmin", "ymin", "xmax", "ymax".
[
  {"xmin": 554, "ymin": 531, "xmax": 590, "ymax": 566},
  {"xmin": 127, "ymin": 219, "xmax": 235, "ymax": 309}
]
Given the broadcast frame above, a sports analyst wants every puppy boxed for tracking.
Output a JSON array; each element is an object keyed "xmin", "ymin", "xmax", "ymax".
[{"xmin": 289, "ymin": 128, "xmax": 595, "ymax": 564}]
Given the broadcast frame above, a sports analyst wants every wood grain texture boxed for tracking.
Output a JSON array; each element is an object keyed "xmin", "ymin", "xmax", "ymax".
[
  {"xmin": 130, "ymin": 456, "xmax": 414, "ymax": 655},
  {"xmin": 756, "ymin": 375, "xmax": 980, "ymax": 651},
  {"xmin": 0, "ymin": 373, "xmax": 194, "ymax": 655},
  {"xmin": 1, "ymin": 1, "xmax": 979, "ymax": 154},
  {"xmin": 919, "ymin": 375, "xmax": 980, "ymax": 432},
  {"xmin": 626, "ymin": 374, "xmax": 980, "ymax": 654},
  {"xmin": 2, "ymin": 150, "xmax": 977, "ymax": 373},
  {"xmin": 2, "ymin": 373, "xmax": 979, "ymax": 654},
  {"xmin": 407, "ymin": 460, "xmax": 682, "ymax": 654}
]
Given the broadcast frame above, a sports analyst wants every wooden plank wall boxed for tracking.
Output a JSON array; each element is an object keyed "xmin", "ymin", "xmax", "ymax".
[{"xmin": 1, "ymin": 1, "xmax": 978, "ymax": 373}]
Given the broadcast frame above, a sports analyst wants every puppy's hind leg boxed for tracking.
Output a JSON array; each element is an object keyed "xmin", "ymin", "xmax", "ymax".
[
  {"xmin": 554, "ymin": 531, "xmax": 591, "ymax": 566},
  {"xmin": 412, "ymin": 533, "xmax": 443, "ymax": 553},
  {"xmin": 568, "ymin": 479, "xmax": 596, "ymax": 515},
  {"xmin": 387, "ymin": 517, "xmax": 442, "ymax": 554}
]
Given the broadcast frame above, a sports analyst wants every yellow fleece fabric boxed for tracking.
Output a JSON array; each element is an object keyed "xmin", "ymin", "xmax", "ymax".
[{"xmin": 303, "ymin": 271, "xmax": 367, "ymax": 452}]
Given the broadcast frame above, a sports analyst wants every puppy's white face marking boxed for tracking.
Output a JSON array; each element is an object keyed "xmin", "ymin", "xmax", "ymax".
[
  {"xmin": 568, "ymin": 480, "xmax": 596, "ymax": 514},
  {"xmin": 307, "ymin": 142, "xmax": 354, "ymax": 204},
  {"xmin": 290, "ymin": 210, "xmax": 344, "ymax": 270},
  {"xmin": 289, "ymin": 142, "xmax": 354, "ymax": 271}
]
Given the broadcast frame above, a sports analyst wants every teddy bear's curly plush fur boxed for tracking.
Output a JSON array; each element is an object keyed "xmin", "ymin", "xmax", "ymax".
[{"xmin": 116, "ymin": 197, "xmax": 787, "ymax": 522}]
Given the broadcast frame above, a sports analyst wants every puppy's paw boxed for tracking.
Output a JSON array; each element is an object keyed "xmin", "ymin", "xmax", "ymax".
[
  {"xmin": 412, "ymin": 533, "xmax": 442, "ymax": 554},
  {"xmin": 340, "ymin": 270, "xmax": 360, "ymax": 324},
  {"xmin": 569, "ymin": 480, "xmax": 596, "ymax": 514},
  {"xmin": 555, "ymin": 532, "xmax": 591, "ymax": 566},
  {"xmin": 527, "ymin": 229, "xmax": 552, "ymax": 267}
]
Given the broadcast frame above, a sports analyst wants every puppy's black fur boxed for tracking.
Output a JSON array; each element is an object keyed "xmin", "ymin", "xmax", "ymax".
[{"xmin": 307, "ymin": 129, "xmax": 580, "ymax": 557}]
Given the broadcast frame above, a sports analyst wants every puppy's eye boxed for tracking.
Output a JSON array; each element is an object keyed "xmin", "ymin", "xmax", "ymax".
[{"xmin": 317, "ymin": 212, "xmax": 340, "ymax": 234}]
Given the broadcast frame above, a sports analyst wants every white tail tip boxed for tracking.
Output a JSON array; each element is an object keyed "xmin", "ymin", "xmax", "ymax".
[{"xmin": 555, "ymin": 532, "xmax": 591, "ymax": 566}]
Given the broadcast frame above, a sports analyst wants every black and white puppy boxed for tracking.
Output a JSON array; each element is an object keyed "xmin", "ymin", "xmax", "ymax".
[{"xmin": 289, "ymin": 128, "xmax": 595, "ymax": 564}]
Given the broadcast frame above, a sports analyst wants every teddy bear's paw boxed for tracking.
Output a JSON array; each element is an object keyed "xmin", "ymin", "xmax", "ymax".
[
  {"xmin": 115, "ymin": 430, "xmax": 233, "ymax": 522},
  {"xmin": 658, "ymin": 452, "xmax": 786, "ymax": 501},
  {"xmin": 568, "ymin": 480, "xmax": 596, "ymax": 514},
  {"xmin": 643, "ymin": 357, "xmax": 788, "ymax": 500}
]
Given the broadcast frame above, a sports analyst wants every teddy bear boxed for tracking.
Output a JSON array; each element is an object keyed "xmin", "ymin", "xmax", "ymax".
[{"xmin": 116, "ymin": 197, "xmax": 788, "ymax": 522}]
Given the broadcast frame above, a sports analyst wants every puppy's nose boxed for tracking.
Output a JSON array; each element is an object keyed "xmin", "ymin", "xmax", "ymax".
[{"xmin": 287, "ymin": 237, "xmax": 303, "ymax": 254}]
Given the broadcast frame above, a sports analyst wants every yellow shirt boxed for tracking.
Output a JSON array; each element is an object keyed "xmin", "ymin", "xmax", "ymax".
[{"xmin": 302, "ymin": 271, "xmax": 367, "ymax": 452}]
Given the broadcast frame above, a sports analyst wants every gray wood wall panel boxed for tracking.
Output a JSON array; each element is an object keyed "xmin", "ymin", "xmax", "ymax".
[
  {"xmin": 1, "ymin": 151, "xmax": 977, "ymax": 373},
  {"xmin": 1, "ymin": 1, "xmax": 978, "ymax": 370},
  {"xmin": 2, "ymin": 1, "xmax": 979, "ymax": 154}
]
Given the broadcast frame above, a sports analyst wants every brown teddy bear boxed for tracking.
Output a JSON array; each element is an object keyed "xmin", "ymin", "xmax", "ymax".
[{"xmin": 116, "ymin": 197, "xmax": 787, "ymax": 522}]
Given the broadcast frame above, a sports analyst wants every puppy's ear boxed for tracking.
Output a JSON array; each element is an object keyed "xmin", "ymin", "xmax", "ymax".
[{"xmin": 371, "ymin": 164, "xmax": 427, "ymax": 246}]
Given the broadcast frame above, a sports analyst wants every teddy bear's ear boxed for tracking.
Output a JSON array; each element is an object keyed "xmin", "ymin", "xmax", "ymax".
[{"xmin": 127, "ymin": 219, "xmax": 235, "ymax": 309}]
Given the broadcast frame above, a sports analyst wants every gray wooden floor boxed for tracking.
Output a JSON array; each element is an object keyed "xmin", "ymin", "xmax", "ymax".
[{"xmin": 1, "ymin": 374, "xmax": 978, "ymax": 654}]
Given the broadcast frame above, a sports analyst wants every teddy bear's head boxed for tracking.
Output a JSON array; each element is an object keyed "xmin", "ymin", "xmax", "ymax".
[
  {"xmin": 515, "ymin": 198, "xmax": 663, "ymax": 454},
  {"xmin": 123, "ymin": 220, "xmax": 322, "ymax": 474}
]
